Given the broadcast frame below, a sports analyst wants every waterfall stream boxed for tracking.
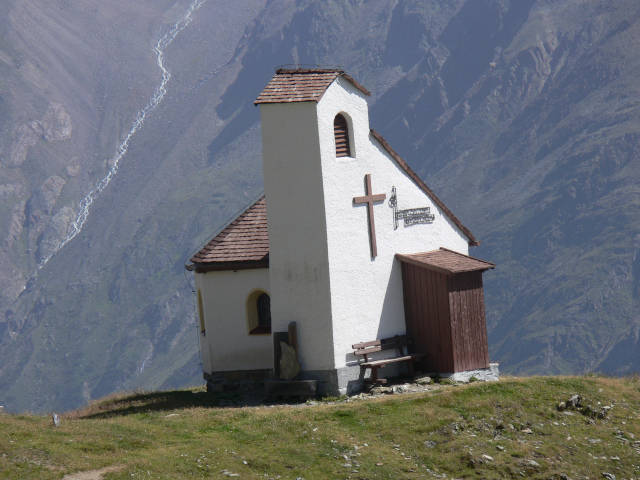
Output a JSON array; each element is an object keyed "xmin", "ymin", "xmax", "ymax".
[{"xmin": 37, "ymin": 0, "xmax": 208, "ymax": 270}]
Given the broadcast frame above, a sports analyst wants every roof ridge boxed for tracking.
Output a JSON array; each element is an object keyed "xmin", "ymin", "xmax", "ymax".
[
  {"xmin": 255, "ymin": 69, "xmax": 370, "ymax": 105},
  {"xmin": 275, "ymin": 68, "xmax": 343, "ymax": 74},
  {"xmin": 369, "ymin": 129, "xmax": 479, "ymax": 246},
  {"xmin": 212, "ymin": 194, "xmax": 265, "ymax": 242},
  {"xmin": 438, "ymin": 247, "xmax": 495, "ymax": 267},
  {"xmin": 188, "ymin": 195, "xmax": 269, "ymax": 269},
  {"xmin": 396, "ymin": 249, "xmax": 494, "ymax": 275}
]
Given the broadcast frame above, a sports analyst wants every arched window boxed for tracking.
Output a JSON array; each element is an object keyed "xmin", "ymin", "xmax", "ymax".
[
  {"xmin": 334, "ymin": 113, "xmax": 352, "ymax": 157},
  {"xmin": 197, "ymin": 290, "xmax": 206, "ymax": 336},
  {"xmin": 247, "ymin": 290, "xmax": 271, "ymax": 335},
  {"xmin": 257, "ymin": 293, "xmax": 271, "ymax": 327}
]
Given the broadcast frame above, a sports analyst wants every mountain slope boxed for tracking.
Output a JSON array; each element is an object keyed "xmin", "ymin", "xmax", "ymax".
[
  {"xmin": 209, "ymin": 0, "xmax": 640, "ymax": 376},
  {"xmin": 2, "ymin": 0, "xmax": 640, "ymax": 412},
  {"xmin": 0, "ymin": 0, "xmax": 267, "ymax": 412},
  {"xmin": 390, "ymin": 0, "xmax": 640, "ymax": 375}
]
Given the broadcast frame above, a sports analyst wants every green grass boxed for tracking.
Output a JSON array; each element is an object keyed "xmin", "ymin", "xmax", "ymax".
[{"xmin": 2, "ymin": 376, "xmax": 640, "ymax": 479}]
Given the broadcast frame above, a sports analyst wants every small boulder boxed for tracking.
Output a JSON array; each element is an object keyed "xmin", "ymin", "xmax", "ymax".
[
  {"xmin": 523, "ymin": 459, "xmax": 541, "ymax": 469},
  {"xmin": 391, "ymin": 385, "xmax": 405, "ymax": 394},
  {"xmin": 370, "ymin": 386, "xmax": 392, "ymax": 394},
  {"xmin": 566, "ymin": 394, "xmax": 581, "ymax": 409},
  {"xmin": 414, "ymin": 375, "xmax": 432, "ymax": 385}
]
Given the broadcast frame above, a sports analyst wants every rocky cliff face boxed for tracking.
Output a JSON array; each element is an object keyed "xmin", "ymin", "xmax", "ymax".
[
  {"xmin": 403, "ymin": 0, "xmax": 640, "ymax": 376},
  {"xmin": 0, "ymin": 0, "xmax": 267, "ymax": 412},
  {"xmin": 2, "ymin": 0, "xmax": 640, "ymax": 412},
  {"xmin": 0, "ymin": 0, "xmax": 167, "ymax": 306}
]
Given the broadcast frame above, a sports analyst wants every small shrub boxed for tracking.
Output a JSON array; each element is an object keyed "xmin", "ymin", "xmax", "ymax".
[
  {"xmin": 433, "ymin": 376, "xmax": 453, "ymax": 385},
  {"xmin": 319, "ymin": 395, "xmax": 347, "ymax": 403}
]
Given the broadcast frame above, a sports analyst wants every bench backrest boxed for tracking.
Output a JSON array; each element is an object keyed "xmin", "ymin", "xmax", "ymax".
[{"xmin": 352, "ymin": 335, "xmax": 412, "ymax": 356}]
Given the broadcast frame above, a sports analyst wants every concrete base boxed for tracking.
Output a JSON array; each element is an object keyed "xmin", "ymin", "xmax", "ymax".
[
  {"xmin": 296, "ymin": 369, "xmax": 339, "ymax": 396},
  {"xmin": 265, "ymin": 380, "xmax": 317, "ymax": 398},
  {"xmin": 204, "ymin": 369, "xmax": 273, "ymax": 392},
  {"xmin": 203, "ymin": 362, "xmax": 429, "ymax": 397},
  {"xmin": 439, "ymin": 362, "xmax": 500, "ymax": 383},
  {"xmin": 299, "ymin": 363, "xmax": 408, "ymax": 396},
  {"xmin": 204, "ymin": 368, "xmax": 342, "ymax": 396}
]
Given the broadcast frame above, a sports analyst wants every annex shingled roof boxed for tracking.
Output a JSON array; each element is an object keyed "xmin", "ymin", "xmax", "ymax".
[
  {"xmin": 370, "ymin": 129, "xmax": 479, "ymax": 246},
  {"xmin": 189, "ymin": 196, "xmax": 268, "ymax": 271},
  {"xmin": 396, "ymin": 248, "xmax": 495, "ymax": 276},
  {"xmin": 255, "ymin": 68, "xmax": 370, "ymax": 105}
]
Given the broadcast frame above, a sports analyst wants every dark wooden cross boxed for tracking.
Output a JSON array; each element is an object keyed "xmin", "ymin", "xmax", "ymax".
[{"xmin": 353, "ymin": 174, "xmax": 386, "ymax": 257}]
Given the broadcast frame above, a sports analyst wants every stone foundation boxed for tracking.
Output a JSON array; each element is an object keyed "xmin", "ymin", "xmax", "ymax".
[
  {"xmin": 202, "ymin": 362, "xmax": 498, "ymax": 396},
  {"xmin": 328, "ymin": 362, "xmax": 500, "ymax": 395}
]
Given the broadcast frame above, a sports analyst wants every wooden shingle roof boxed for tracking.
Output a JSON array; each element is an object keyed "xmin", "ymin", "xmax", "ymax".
[
  {"xmin": 188, "ymin": 196, "xmax": 268, "ymax": 272},
  {"xmin": 255, "ymin": 68, "xmax": 370, "ymax": 105},
  {"xmin": 396, "ymin": 248, "xmax": 495, "ymax": 276}
]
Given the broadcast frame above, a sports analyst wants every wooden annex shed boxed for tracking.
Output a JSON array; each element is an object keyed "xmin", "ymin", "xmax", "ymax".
[{"xmin": 396, "ymin": 248, "xmax": 495, "ymax": 375}]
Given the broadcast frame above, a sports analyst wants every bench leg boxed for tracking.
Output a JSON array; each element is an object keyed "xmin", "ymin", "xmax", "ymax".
[
  {"xmin": 407, "ymin": 360, "xmax": 415, "ymax": 376},
  {"xmin": 363, "ymin": 367, "xmax": 379, "ymax": 384},
  {"xmin": 364, "ymin": 366, "xmax": 387, "ymax": 385}
]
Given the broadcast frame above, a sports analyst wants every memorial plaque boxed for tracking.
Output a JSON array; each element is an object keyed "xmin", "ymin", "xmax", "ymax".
[{"xmin": 389, "ymin": 187, "xmax": 435, "ymax": 229}]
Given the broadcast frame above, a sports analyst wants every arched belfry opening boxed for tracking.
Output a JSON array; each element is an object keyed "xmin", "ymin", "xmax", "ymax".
[{"xmin": 334, "ymin": 113, "xmax": 352, "ymax": 157}]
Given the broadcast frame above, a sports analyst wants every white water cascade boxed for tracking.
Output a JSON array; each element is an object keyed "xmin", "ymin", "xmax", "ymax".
[{"xmin": 37, "ymin": 0, "xmax": 208, "ymax": 270}]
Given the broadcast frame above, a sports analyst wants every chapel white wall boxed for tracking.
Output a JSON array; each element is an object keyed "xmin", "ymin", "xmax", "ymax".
[
  {"xmin": 194, "ymin": 269, "xmax": 272, "ymax": 373},
  {"xmin": 316, "ymin": 77, "xmax": 471, "ymax": 370},
  {"xmin": 259, "ymin": 102, "xmax": 336, "ymax": 372}
]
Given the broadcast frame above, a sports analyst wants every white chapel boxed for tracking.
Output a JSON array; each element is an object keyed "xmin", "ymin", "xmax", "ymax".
[{"xmin": 187, "ymin": 68, "xmax": 497, "ymax": 395}]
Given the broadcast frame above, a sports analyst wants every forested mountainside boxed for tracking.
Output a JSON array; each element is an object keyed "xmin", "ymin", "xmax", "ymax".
[{"xmin": 1, "ymin": 0, "xmax": 639, "ymax": 412}]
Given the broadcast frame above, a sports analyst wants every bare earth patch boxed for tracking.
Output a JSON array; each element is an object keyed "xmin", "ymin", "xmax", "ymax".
[{"xmin": 62, "ymin": 465, "xmax": 123, "ymax": 480}]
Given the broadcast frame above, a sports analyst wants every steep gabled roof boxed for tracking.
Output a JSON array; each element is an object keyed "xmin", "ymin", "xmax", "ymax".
[
  {"xmin": 187, "ymin": 196, "xmax": 268, "ymax": 272},
  {"xmin": 255, "ymin": 68, "xmax": 370, "ymax": 105},
  {"xmin": 396, "ymin": 248, "xmax": 494, "ymax": 276},
  {"xmin": 370, "ymin": 129, "xmax": 479, "ymax": 246},
  {"xmin": 189, "ymin": 73, "xmax": 480, "ymax": 274}
]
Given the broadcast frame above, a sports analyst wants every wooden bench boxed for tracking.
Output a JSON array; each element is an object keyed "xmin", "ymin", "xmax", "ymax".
[{"xmin": 352, "ymin": 335, "xmax": 426, "ymax": 384}]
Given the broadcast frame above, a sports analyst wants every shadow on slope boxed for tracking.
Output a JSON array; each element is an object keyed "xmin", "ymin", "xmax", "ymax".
[{"xmin": 68, "ymin": 388, "xmax": 243, "ymax": 419}]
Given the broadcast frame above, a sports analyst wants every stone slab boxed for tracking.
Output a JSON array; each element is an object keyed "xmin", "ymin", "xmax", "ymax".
[
  {"xmin": 441, "ymin": 362, "xmax": 500, "ymax": 383},
  {"xmin": 265, "ymin": 380, "xmax": 317, "ymax": 398}
]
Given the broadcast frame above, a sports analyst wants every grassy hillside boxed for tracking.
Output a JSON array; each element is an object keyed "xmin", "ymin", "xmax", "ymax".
[
  {"xmin": 1, "ymin": 376, "xmax": 640, "ymax": 479},
  {"xmin": 4, "ymin": 0, "xmax": 640, "ymax": 415}
]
